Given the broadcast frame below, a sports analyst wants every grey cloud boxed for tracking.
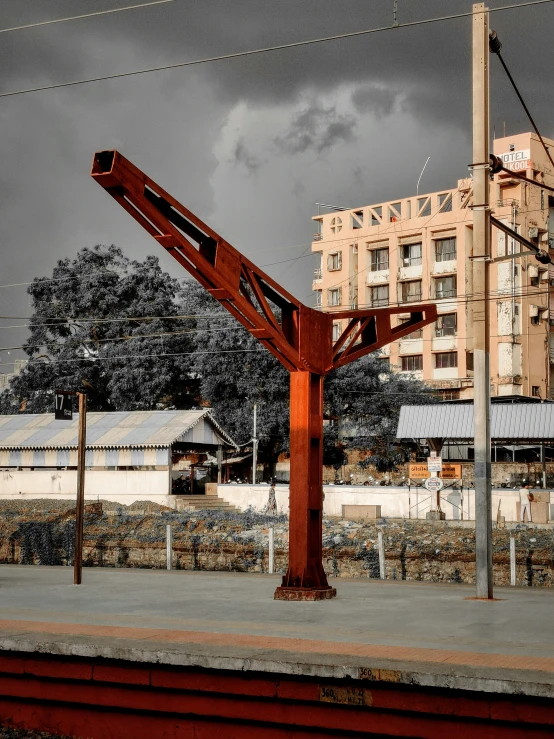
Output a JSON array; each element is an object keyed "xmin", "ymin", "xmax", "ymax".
[
  {"xmin": 274, "ymin": 103, "xmax": 356, "ymax": 155},
  {"xmin": 351, "ymin": 84, "xmax": 399, "ymax": 117},
  {"xmin": 233, "ymin": 138, "xmax": 260, "ymax": 173}
]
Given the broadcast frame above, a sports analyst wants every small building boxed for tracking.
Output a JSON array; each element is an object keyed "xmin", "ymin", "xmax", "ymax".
[{"xmin": 0, "ymin": 410, "xmax": 236, "ymax": 507}]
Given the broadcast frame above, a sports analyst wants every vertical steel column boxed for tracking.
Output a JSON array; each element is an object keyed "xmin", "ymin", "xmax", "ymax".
[
  {"xmin": 473, "ymin": 2, "xmax": 494, "ymax": 598},
  {"xmin": 274, "ymin": 372, "xmax": 335, "ymax": 600}
]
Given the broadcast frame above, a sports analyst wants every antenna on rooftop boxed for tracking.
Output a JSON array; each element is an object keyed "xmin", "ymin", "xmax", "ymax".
[{"xmin": 416, "ymin": 156, "xmax": 430, "ymax": 196}]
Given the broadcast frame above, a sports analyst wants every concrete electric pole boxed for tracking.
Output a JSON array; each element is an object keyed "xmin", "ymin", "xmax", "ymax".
[{"xmin": 472, "ymin": 2, "xmax": 493, "ymax": 599}]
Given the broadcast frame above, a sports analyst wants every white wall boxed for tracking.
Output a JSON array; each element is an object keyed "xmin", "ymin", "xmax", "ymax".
[
  {"xmin": 0, "ymin": 469, "xmax": 172, "ymax": 507},
  {"xmin": 217, "ymin": 484, "xmax": 534, "ymax": 523}
]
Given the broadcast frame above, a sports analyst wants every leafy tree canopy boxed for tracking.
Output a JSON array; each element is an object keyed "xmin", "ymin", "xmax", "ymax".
[
  {"xmin": 323, "ymin": 354, "xmax": 438, "ymax": 472},
  {"xmin": 180, "ymin": 282, "xmax": 289, "ymax": 473},
  {"xmin": 0, "ymin": 245, "xmax": 198, "ymax": 413}
]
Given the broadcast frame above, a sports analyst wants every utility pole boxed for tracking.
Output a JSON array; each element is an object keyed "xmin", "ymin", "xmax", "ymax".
[
  {"xmin": 472, "ymin": 2, "xmax": 493, "ymax": 599},
  {"xmin": 74, "ymin": 392, "xmax": 87, "ymax": 585},
  {"xmin": 252, "ymin": 403, "xmax": 258, "ymax": 485}
]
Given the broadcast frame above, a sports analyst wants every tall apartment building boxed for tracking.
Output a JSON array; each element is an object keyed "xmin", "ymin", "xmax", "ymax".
[{"xmin": 312, "ymin": 132, "xmax": 554, "ymax": 400}]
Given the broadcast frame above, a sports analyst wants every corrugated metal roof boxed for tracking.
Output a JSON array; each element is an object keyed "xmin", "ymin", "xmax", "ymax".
[
  {"xmin": 0, "ymin": 410, "xmax": 236, "ymax": 450},
  {"xmin": 397, "ymin": 403, "xmax": 554, "ymax": 441}
]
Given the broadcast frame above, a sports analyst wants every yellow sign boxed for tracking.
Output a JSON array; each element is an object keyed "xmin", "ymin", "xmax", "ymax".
[{"xmin": 409, "ymin": 463, "xmax": 462, "ymax": 480}]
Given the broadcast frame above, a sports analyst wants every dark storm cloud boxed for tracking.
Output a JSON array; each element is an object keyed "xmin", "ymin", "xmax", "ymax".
[
  {"xmin": 352, "ymin": 85, "xmax": 399, "ymax": 118},
  {"xmin": 0, "ymin": 0, "xmax": 553, "ymax": 362},
  {"xmin": 274, "ymin": 102, "xmax": 356, "ymax": 155}
]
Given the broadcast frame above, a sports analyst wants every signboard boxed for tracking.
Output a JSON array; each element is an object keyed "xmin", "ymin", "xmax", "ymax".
[
  {"xmin": 498, "ymin": 148, "xmax": 531, "ymax": 172},
  {"xmin": 427, "ymin": 456, "xmax": 443, "ymax": 473},
  {"xmin": 409, "ymin": 463, "xmax": 462, "ymax": 480},
  {"xmin": 54, "ymin": 393, "xmax": 73, "ymax": 421},
  {"xmin": 424, "ymin": 476, "xmax": 444, "ymax": 493}
]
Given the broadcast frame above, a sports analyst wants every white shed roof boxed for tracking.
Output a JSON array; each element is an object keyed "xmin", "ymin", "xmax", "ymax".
[
  {"xmin": 0, "ymin": 410, "xmax": 236, "ymax": 450},
  {"xmin": 397, "ymin": 403, "xmax": 554, "ymax": 442}
]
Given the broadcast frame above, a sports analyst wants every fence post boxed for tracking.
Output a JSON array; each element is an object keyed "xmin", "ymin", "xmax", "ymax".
[
  {"xmin": 268, "ymin": 526, "xmax": 275, "ymax": 574},
  {"xmin": 510, "ymin": 535, "xmax": 516, "ymax": 586},
  {"xmin": 378, "ymin": 531, "xmax": 385, "ymax": 580},
  {"xmin": 166, "ymin": 524, "xmax": 173, "ymax": 571}
]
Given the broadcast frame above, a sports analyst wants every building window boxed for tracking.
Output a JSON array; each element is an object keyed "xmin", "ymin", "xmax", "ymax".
[
  {"xmin": 314, "ymin": 291, "xmax": 322, "ymax": 308},
  {"xmin": 435, "ymin": 237, "xmax": 457, "ymax": 262},
  {"xmin": 434, "ymin": 275, "xmax": 457, "ymax": 299},
  {"xmin": 532, "ymin": 385, "xmax": 541, "ymax": 398},
  {"xmin": 401, "ymin": 355, "xmax": 423, "ymax": 372},
  {"xmin": 530, "ymin": 275, "xmax": 539, "ymax": 287},
  {"xmin": 401, "ymin": 242, "xmax": 422, "ymax": 267},
  {"xmin": 330, "ymin": 217, "xmax": 342, "ymax": 234},
  {"xmin": 435, "ymin": 313, "xmax": 457, "ymax": 337},
  {"xmin": 399, "ymin": 317, "xmax": 422, "ymax": 339},
  {"xmin": 435, "ymin": 352, "xmax": 458, "ymax": 369},
  {"xmin": 371, "ymin": 284, "xmax": 389, "ymax": 307},
  {"xmin": 332, "ymin": 322, "xmax": 341, "ymax": 342},
  {"xmin": 466, "ymin": 352, "xmax": 474, "ymax": 372},
  {"xmin": 531, "ymin": 315, "xmax": 540, "ymax": 325},
  {"xmin": 370, "ymin": 247, "xmax": 389, "ymax": 272},
  {"xmin": 435, "ymin": 389, "xmax": 460, "ymax": 401},
  {"xmin": 378, "ymin": 356, "xmax": 390, "ymax": 368},
  {"xmin": 328, "ymin": 288, "xmax": 342, "ymax": 307},
  {"xmin": 400, "ymin": 280, "xmax": 422, "ymax": 303},
  {"xmin": 327, "ymin": 252, "xmax": 342, "ymax": 271}
]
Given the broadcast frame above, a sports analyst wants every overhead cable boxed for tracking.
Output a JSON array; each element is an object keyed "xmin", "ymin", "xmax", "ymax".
[
  {"xmin": 0, "ymin": 0, "xmax": 177, "ymax": 35},
  {"xmin": 1, "ymin": 0, "xmax": 553, "ymax": 99},
  {"xmin": 489, "ymin": 29, "xmax": 554, "ymax": 172}
]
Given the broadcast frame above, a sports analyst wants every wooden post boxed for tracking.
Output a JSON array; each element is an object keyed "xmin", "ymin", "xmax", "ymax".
[{"xmin": 74, "ymin": 392, "xmax": 87, "ymax": 585}]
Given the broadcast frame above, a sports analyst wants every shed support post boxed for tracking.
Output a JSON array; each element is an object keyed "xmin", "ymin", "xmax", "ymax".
[{"xmin": 274, "ymin": 372, "xmax": 335, "ymax": 600}]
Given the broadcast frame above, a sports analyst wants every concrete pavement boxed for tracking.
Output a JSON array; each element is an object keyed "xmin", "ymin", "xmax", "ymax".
[{"xmin": 0, "ymin": 566, "xmax": 553, "ymax": 698}]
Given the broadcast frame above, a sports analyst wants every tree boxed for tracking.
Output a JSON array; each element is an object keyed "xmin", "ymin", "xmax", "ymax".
[
  {"xmin": 0, "ymin": 245, "xmax": 199, "ymax": 413},
  {"xmin": 324, "ymin": 354, "xmax": 437, "ymax": 472},
  {"xmin": 180, "ymin": 282, "xmax": 289, "ymax": 477}
]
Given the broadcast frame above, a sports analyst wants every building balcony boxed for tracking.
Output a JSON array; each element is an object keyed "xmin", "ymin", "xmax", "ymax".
[
  {"xmin": 313, "ymin": 268, "xmax": 322, "ymax": 280},
  {"xmin": 313, "ymin": 233, "xmax": 323, "ymax": 241},
  {"xmin": 431, "ymin": 259, "xmax": 457, "ymax": 276},
  {"xmin": 366, "ymin": 270, "xmax": 389, "ymax": 285},
  {"xmin": 433, "ymin": 367, "xmax": 459, "ymax": 380},
  {"xmin": 432, "ymin": 336, "xmax": 458, "ymax": 351},
  {"xmin": 398, "ymin": 339, "xmax": 423, "ymax": 354},
  {"xmin": 398, "ymin": 265, "xmax": 422, "ymax": 281}
]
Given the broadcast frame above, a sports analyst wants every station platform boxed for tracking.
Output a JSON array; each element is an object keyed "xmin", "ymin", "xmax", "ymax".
[{"xmin": 0, "ymin": 566, "xmax": 553, "ymax": 738}]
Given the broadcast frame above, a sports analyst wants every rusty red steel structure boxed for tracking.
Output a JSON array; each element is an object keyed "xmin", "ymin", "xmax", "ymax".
[{"xmin": 91, "ymin": 150, "xmax": 438, "ymax": 600}]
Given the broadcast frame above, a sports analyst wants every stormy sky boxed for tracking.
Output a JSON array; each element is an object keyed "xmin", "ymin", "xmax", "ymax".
[{"xmin": 1, "ymin": 0, "xmax": 553, "ymax": 368}]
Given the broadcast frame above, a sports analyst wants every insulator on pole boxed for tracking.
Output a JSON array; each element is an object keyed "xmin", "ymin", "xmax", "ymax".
[
  {"xmin": 489, "ymin": 30, "xmax": 502, "ymax": 54},
  {"xmin": 535, "ymin": 250, "xmax": 551, "ymax": 265},
  {"xmin": 489, "ymin": 154, "xmax": 503, "ymax": 174}
]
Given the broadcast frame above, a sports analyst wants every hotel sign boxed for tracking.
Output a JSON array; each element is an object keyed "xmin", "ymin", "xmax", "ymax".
[{"xmin": 498, "ymin": 148, "xmax": 531, "ymax": 171}]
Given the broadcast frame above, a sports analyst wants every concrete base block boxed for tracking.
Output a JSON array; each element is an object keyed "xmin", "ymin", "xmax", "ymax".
[
  {"xmin": 426, "ymin": 510, "xmax": 446, "ymax": 521},
  {"xmin": 274, "ymin": 587, "xmax": 337, "ymax": 601},
  {"xmin": 342, "ymin": 504, "xmax": 381, "ymax": 520}
]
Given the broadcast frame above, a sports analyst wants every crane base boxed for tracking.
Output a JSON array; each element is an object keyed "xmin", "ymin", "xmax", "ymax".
[{"xmin": 274, "ymin": 586, "xmax": 337, "ymax": 601}]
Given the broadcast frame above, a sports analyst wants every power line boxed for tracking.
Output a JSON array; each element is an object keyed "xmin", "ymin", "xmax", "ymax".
[
  {"xmin": 1, "ymin": 0, "xmax": 552, "ymax": 99},
  {"xmin": 0, "ymin": 348, "xmax": 265, "ymax": 369},
  {"xmin": 490, "ymin": 35, "xmax": 554, "ymax": 172},
  {"xmin": 0, "ymin": 0, "xmax": 177, "ymax": 35}
]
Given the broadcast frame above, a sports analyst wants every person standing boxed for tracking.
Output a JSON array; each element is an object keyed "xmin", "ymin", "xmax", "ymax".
[
  {"xmin": 264, "ymin": 481, "xmax": 277, "ymax": 515},
  {"xmin": 520, "ymin": 484, "xmax": 533, "ymax": 523}
]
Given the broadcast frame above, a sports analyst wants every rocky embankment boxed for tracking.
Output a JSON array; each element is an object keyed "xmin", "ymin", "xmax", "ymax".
[{"xmin": 0, "ymin": 500, "xmax": 553, "ymax": 587}]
